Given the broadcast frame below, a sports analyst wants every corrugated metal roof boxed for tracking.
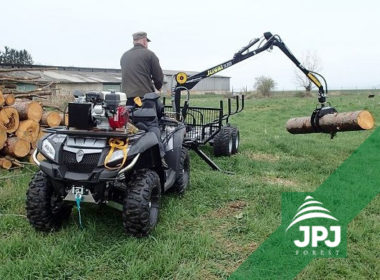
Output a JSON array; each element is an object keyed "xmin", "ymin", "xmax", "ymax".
[{"xmin": 0, "ymin": 64, "xmax": 230, "ymax": 84}]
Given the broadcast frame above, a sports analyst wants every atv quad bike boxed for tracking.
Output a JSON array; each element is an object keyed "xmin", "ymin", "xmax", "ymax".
[
  {"xmin": 27, "ymin": 91, "xmax": 189, "ymax": 236},
  {"xmin": 27, "ymin": 31, "xmax": 339, "ymax": 236}
]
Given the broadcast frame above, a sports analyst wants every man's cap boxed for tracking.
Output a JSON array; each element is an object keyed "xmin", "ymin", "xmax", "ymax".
[{"xmin": 132, "ymin": 31, "xmax": 151, "ymax": 42}]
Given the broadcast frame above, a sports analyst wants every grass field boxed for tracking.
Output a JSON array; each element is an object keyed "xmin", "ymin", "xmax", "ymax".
[{"xmin": 0, "ymin": 91, "xmax": 379, "ymax": 279}]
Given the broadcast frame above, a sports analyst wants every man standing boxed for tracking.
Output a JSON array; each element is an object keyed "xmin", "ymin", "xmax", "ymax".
[{"xmin": 120, "ymin": 31, "xmax": 164, "ymax": 104}]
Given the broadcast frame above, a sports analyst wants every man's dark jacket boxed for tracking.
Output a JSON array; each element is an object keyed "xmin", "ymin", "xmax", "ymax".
[{"xmin": 120, "ymin": 44, "xmax": 164, "ymax": 98}]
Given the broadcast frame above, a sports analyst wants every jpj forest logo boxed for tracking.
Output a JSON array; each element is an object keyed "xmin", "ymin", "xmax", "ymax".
[{"xmin": 283, "ymin": 194, "xmax": 347, "ymax": 258}]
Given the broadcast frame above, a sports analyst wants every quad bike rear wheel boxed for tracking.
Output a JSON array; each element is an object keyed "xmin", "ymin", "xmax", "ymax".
[
  {"xmin": 26, "ymin": 171, "xmax": 72, "ymax": 232},
  {"xmin": 213, "ymin": 126, "xmax": 233, "ymax": 156},
  {"xmin": 230, "ymin": 126, "xmax": 240, "ymax": 154},
  {"xmin": 122, "ymin": 169, "xmax": 161, "ymax": 237},
  {"xmin": 172, "ymin": 147, "xmax": 190, "ymax": 194}
]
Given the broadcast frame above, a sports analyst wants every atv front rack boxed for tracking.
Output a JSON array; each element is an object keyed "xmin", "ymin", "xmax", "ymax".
[{"xmin": 43, "ymin": 127, "xmax": 144, "ymax": 139}]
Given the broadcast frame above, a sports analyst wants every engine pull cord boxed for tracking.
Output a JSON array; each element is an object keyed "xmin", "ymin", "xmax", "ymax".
[{"xmin": 104, "ymin": 138, "xmax": 129, "ymax": 170}]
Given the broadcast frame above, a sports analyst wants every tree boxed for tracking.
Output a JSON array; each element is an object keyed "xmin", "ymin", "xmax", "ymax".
[
  {"xmin": 0, "ymin": 46, "xmax": 33, "ymax": 65},
  {"xmin": 254, "ymin": 76, "xmax": 276, "ymax": 97},
  {"xmin": 295, "ymin": 51, "xmax": 321, "ymax": 94}
]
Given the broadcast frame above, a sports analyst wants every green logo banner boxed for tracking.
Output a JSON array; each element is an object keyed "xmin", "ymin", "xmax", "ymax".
[{"xmin": 229, "ymin": 127, "xmax": 380, "ymax": 279}]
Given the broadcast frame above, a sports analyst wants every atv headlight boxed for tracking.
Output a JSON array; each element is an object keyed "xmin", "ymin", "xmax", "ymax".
[{"xmin": 42, "ymin": 139, "xmax": 56, "ymax": 160}]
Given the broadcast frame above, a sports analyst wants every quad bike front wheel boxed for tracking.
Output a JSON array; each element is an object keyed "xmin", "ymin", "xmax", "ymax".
[
  {"xmin": 122, "ymin": 169, "xmax": 161, "ymax": 237},
  {"xmin": 172, "ymin": 147, "xmax": 190, "ymax": 195},
  {"xmin": 213, "ymin": 126, "xmax": 233, "ymax": 156},
  {"xmin": 26, "ymin": 171, "xmax": 72, "ymax": 232}
]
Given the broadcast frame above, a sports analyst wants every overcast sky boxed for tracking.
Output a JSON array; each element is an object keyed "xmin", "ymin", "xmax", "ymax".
[{"xmin": 1, "ymin": 0, "xmax": 379, "ymax": 90}]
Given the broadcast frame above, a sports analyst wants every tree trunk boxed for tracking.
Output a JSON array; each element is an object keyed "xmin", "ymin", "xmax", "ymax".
[
  {"xmin": 11, "ymin": 100, "xmax": 43, "ymax": 122},
  {"xmin": 286, "ymin": 110, "xmax": 374, "ymax": 134},
  {"xmin": 41, "ymin": 111, "xmax": 62, "ymax": 127},
  {"xmin": 0, "ymin": 107, "xmax": 20, "ymax": 133},
  {"xmin": 3, "ymin": 137, "xmax": 30, "ymax": 158},
  {"xmin": 16, "ymin": 120, "xmax": 40, "ymax": 143}
]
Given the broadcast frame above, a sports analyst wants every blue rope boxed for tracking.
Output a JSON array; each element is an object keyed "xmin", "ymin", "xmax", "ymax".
[{"xmin": 75, "ymin": 193, "xmax": 83, "ymax": 229}]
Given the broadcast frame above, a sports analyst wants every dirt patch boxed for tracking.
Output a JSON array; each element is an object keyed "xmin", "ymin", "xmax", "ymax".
[
  {"xmin": 262, "ymin": 176, "xmax": 298, "ymax": 187},
  {"xmin": 210, "ymin": 200, "xmax": 247, "ymax": 218},
  {"xmin": 246, "ymin": 152, "xmax": 280, "ymax": 162}
]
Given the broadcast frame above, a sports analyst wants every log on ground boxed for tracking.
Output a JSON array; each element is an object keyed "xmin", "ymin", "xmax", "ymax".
[
  {"xmin": 16, "ymin": 120, "xmax": 40, "ymax": 143},
  {"xmin": 11, "ymin": 100, "xmax": 43, "ymax": 122},
  {"xmin": 0, "ymin": 89, "xmax": 4, "ymax": 107},
  {"xmin": 0, "ymin": 157, "xmax": 12, "ymax": 170},
  {"xmin": 3, "ymin": 137, "xmax": 30, "ymax": 158},
  {"xmin": 41, "ymin": 111, "xmax": 62, "ymax": 127},
  {"xmin": 286, "ymin": 110, "xmax": 375, "ymax": 134},
  {"xmin": 31, "ymin": 129, "xmax": 45, "ymax": 149},
  {"xmin": 4, "ymin": 94, "xmax": 15, "ymax": 106},
  {"xmin": 59, "ymin": 113, "xmax": 69, "ymax": 126},
  {"xmin": 0, "ymin": 107, "xmax": 19, "ymax": 133},
  {"xmin": 0, "ymin": 123, "xmax": 7, "ymax": 149}
]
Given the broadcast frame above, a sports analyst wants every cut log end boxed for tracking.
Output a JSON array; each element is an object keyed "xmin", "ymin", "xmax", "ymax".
[
  {"xmin": 42, "ymin": 111, "xmax": 62, "ymax": 127},
  {"xmin": 4, "ymin": 137, "xmax": 30, "ymax": 158},
  {"xmin": 11, "ymin": 101, "xmax": 43, "ymax": 122},
  {"xmin": 0, "ymin": 158, "xmax": 12, "ymax": 170},
  {"xmin": 357, "ymin": 110, "xmax": 374, "ymax": 130},
  {"xmin": 16, "ymin": 120, "xmax": 40, "ymax": 143},
  {"xmin": 4, "ymin": 94, "xmax": 15, "ymax": 106},
  {"xmin": 0, "ymin": 107, "xmax": 20, "ymax": 133}
]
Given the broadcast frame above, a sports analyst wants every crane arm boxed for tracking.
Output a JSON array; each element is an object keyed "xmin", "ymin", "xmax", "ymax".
[{"xmin": 172, "ymin": 32, "xmax": 329, "ymax": 119}]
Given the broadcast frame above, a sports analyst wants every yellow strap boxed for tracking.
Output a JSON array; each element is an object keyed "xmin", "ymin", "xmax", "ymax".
[
  {"xmin": 104, "ymin": 138, "xmax": 128, "ymax": 170},
  {"xmin": 134, "ymin": 96, "xmax": 142, "ymax": 107}
]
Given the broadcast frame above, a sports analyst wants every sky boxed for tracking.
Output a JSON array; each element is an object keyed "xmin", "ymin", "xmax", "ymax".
[{"xmin": 1, "ymin": 0, "xmax": 379, "ymax": 91}]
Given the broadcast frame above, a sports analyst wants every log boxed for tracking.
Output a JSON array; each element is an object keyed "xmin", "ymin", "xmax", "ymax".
[
  {"xmin": 286, "ymin": 110, "xmax": 375, "ymax": 134},
  {"xmin": 0, "ymin": 123, "xmax": 7, "ymax": 149},
  {"xmin": 41, "ymin": 111, "xmax": 62, "ymax": 127},
  {"xmin": 3, "ymin": 137, "xmax": 30, "ymax": 158},
  {"xmin": 16, "ymin": 120, "xmax": 40, "ymax": 143},
  {"xmin": 59, "ymin": 113, "xmax": 69, "ymax": 126},
  {"xmin": 4, "ymin": 94, "xmax": 15, "ymax": 106},
  {"xmin": 31, "ymin": 129, "xmax": 45, "ymax": 149},
  {"xmin": 11, "ymin": 100, "xmax": 43, "ymax": 122},
  {"xmin": 14, "ymin": 91, "xmax": 52, "ymax": 99},
  {"xmin": 0, "ymin": 107, "xmax": 20, "ymax": 133},
  {"xmin": 0, "ymin": 157, "xmax": 12, "ymax": 170},
  {"xmin": 0, "ymin": 89, "xmax": 4, "ymax": 107},
  {"xmin": 4, "ymin": 155, "xmax": 23, "ymax": 168},
  {"xmin": 29, "ymin": 149, "xmax": 46, "ymax": 165}
]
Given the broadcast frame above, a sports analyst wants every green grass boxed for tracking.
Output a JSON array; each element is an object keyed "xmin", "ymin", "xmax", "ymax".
[{"xmin": 1, "ymin": 91, "xmax": 379, "ymax": 279}]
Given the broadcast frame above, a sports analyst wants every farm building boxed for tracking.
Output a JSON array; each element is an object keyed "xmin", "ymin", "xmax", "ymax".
[{"xmin": 0, "ymin": 64, "xmax": 230, "ymax": 95}]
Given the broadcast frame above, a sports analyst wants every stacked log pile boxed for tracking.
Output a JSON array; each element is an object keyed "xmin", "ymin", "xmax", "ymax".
[{"xmin": 0, "ymin": 68, "xmax": 61, "ymax": 169}]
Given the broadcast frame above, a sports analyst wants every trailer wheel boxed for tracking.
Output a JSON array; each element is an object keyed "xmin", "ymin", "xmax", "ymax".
[
  {"xmin": 213, "ymin": 126, "xmax": 233, "ymax": 156},
  {"xmin": 123, "ymin": 169, "xmax": 161, "ymax": 237},
  {"xmin": 26, "ymin": 171, "xmax": 72, "ymax": 232},
  {"xmin": 172, "ymin": 147, "xmax": 190, "ymax": 194},
  {"xmin": 230, "ymin": 126, "xmax": 240, "ymax": 154}
]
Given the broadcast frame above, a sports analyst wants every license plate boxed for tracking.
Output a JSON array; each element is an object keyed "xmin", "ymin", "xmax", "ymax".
[{"xmin": 71, "ymin": 186, "xmax": 89, "ymax": 196}]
